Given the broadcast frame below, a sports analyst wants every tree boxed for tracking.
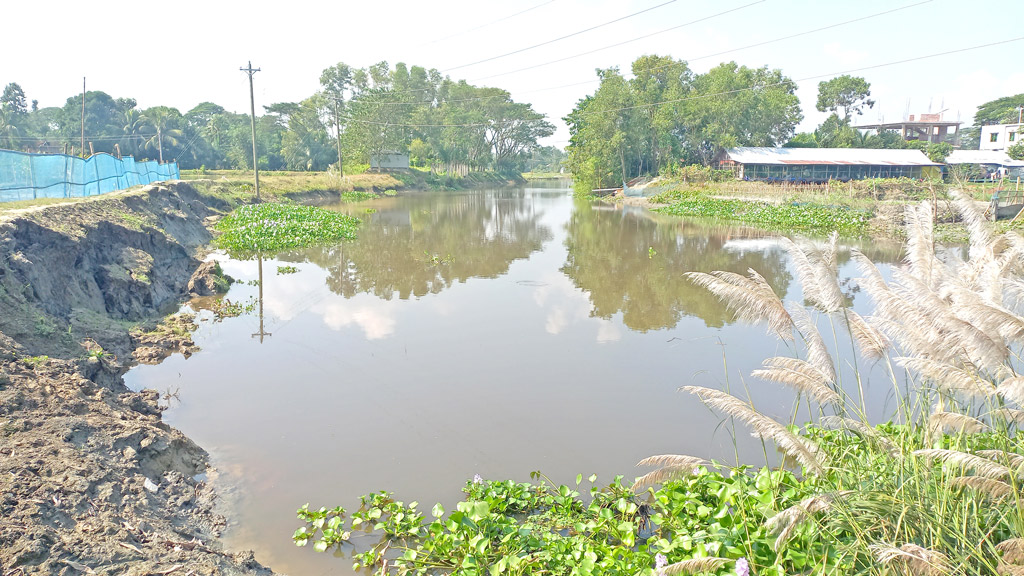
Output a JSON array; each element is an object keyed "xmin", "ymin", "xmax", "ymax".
[
  {"xmin": 784, "ymin": 133, "xmax": 818, "ymax": 148},
  {"xmin": 1008, "ymin": 142, "xmax": 1024, "ymax": 161},
  {"xmin": 926, "ymin": 141, "xmax": 952, "ymax": 163},
  {"xmin": 974, "ymin": 93, "xmax": 1024, "ymax": 125},
  {"xmin": 140, "ymin": 107, "xmax": 184, "ymax": 163},
  {"xmin": 320, "ymin": 62, "xmax": 354, "ymax": 173},
  {"xmin": 679, "ymin": 62, "xmax": 802, "ymax": 164},
  {"xmin": 816, "ymin": 75, "xmax": 874, "ymax": 122},
  {"xmin": 814, "ymin": 114, "xmax": 858, "ymax": 148},
  {"xmin": 1, "ymin": 83, "xmax": 28, "ymax": 119},
  {"xmin": 61, "ymin": 91, "xmax": 125, "ymax": 155}
]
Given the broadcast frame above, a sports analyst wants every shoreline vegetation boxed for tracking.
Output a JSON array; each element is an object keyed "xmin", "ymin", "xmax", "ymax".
[
  {"xmin": 584, "ymin": 171, "xmax": 1021, "ymax": 242},
  {"xmin": 296, "ymin": 193, "xmax": 1024, "ymax": 576}
]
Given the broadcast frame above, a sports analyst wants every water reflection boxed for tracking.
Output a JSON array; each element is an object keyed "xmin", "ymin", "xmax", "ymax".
[
  {"xmin": 292, "ymin": 190, "xmax": 552, "ymax": 300},
  {"xmin": 561, "ymin": 200, "xmax": 793, "ymax": 331}
]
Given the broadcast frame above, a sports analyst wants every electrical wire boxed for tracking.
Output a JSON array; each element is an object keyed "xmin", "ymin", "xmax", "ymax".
[
  {"xmin": 440, "ymin": 0, "xmax": 680, "ymax": 73},
  {"xmin": 361, "ymin": 0, "xmax": 933, "ymax": 108},
  {"xmin": 342, "ymin": 35, "xmax": 1024, "ymax": 127},
  {"xmin": 414, "ymin": 0, "xmax": 558, "ymax": 48},
  {"xmin": 470, "ymin": 0, "xmax": 767, "ymax": 82}
]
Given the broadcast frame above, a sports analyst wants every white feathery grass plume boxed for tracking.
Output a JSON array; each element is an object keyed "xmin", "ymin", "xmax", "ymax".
[
  {"xmin": 997, "ymin": 562, "xmax": 1024, "ymax": 576},
  {"xmin": 928, "ymin": 411, "xmax": 989, "ymax": 435},
  {"xmin": 988, "ymin": 407, "xmax": 1024, "ymax": 426},
  {"xmin": 948, "ymin": 476, "xmax": 1014, "ymax": 499},
  {"xmin": 781, "ymin": 234, "xmax": 843, "ymax": 313},
  {"xmin": 953, "ymin": 189, "xmax": 994, "ymax": 264},
  {"xmin": 997, "ymin": 377, "xmax": 1024, "ymax": 406},
  {"xmin": 976, "ymin": 450, "xmax": 1024, "ymax": 471},
  {"xmin": 685, "ymin": 270, "xmax": 792, "ymax": 340},
  {"xmin": 896, "ymin": 357, "xmax": 995, "ymax": 399},
  {"xmin": 845, "ymin": 311, "xmax": 891, "ymax": 361},
  {"xmin": 820, "ymin": 416, "xmax": 901, "ymax": 457},
  {"xmin": 787, "ymin": 305, "xmax": 836, "ymax": 383},
  {"xmin": 997, "ymin": 538, "xmax": 1024, "ymax": 565},
  {"xmin": 752, "ymin": 356, "xmax": 839, "ymax": 408},
  {"xmin": 631, "ymin": 455, "xmax": 709, "ymax": 492},
  {"xmin": 662, "ymin": 557, "xmax": 730, "ymax": 575},
  {"xmin": 765, "ymin": 492, "xmax": 850, "ymax": 552},
  {"xmin": 891, "ymin": 268, "xmax": 1008, "ymax": 371},
  {"xmin": 903, "ymin": 202, "xmax": 945, "ymax": 291},
  {"xmin": 870, "ymin": 543, "xmax": 953, "ymax": 576},
  {"xmin": 683, "ymin": 386, "xmax": 823, "ymax": 473},
  {"xmin": 952, "ymin": 299, "xmax": 1024, "ymax": 347},
  {"xmin": 912, "ymin": 448, "xmax": 1012, "ymax": 480}
]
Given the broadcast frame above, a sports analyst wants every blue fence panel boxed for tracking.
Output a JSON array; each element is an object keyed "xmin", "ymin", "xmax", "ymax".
[{"xmin": 0, "ymin": 150, "xmax": 179, "ymax": 203}]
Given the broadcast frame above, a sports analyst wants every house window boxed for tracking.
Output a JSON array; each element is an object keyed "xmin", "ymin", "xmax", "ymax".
[
  {"xmin": 991, "ymin": 133, "xmax": 1000, "ymax": 142},
  {"xmin": 1011, "ymin": 132, "xmax": 1017, "ymax": 142}
]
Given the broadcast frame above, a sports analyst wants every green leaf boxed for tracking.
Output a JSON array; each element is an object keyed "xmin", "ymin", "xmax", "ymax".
[{"xmin": 432, "ymin": 503, "xmax": 445, "ymax": 518}]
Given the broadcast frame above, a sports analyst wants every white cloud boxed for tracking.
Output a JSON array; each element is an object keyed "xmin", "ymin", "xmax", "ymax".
[{"xmin": 314, "ymin": 299, "xmax": 397, "ymax": 340}]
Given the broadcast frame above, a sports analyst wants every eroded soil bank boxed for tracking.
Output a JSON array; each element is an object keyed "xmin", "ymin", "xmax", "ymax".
[{"xmin": 0, "ymin": 182, "xmax": 277, "ymax": 575}]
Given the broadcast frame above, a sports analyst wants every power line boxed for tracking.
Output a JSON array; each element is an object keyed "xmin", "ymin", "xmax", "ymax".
[
  {"xmin": 470, "ymin": 0, "xmax": 766, "ymax": 82},
  {"xmin": 344, "ymin": 35, "xmax": 1024, "ymax": 128},
  {"xmin": 441, "ymin": 0, "xmax": 680, "ymax": 73},
  {"xmin": 576, "ymin": 35, "xmax": 1024, "ymax": 118},
  {"xmin": 414, "ymin": 0, "xmax": 558, "ymax": 48},
  {"xmin": 470, "ymin": 0, "xmax": 934, "ymax": 86},
  {"xmin": 369, "ymin": 0, "xmax": 932, "ymax": 108}
]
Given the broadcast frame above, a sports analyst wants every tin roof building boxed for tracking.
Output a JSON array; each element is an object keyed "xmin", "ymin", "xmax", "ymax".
[{"xmin": 715, "ymin": 147, "xmax": 942, "ymax": 182}]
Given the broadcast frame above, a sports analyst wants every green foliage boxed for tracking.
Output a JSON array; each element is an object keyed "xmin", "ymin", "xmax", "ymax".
[
  {"xmin": 295, "ymin": 470, "xmax": 829, "ymax": 575},
  {"xmin": 1008, "ymin": 142, "xmax": 1024, "ymax": 161},
  {"xmin": 655, "ymin": 195, "xmax": 870, "ymax": 235},
  {"xmin": 815, "ymin": 75, "xmax": 874, "ymax": 121},
  {"xmin": 276, "ymin": 265, "xmax": 298, "ymax": 275},
  {"xmin": 565, "ymin": 57, "xmax": 801, "ymax": 188},
  {"xmin": 210, "ymin": 297, "xmax": 256, "ymax": 319},
  {"xmin": 21, "ymin": 355, "xmax": 49, "ymax": 368},
  {"xmin": 339, "ymin": 190, "xmax": 378, "ymax": 203},
  {"xmin": 783, "ymin": 133, "xmax": 818, "ymax": 148},
  {"xmin": 973, "ymin": 92, "xmax": 1024, "ymax": 126},
  {"xmin": 926, "ymin": 141, "xmax": 953, "ymax": 163},
  {"xmin": 214, "ymin": 203, "xmax": 360, "ymax": 256}
]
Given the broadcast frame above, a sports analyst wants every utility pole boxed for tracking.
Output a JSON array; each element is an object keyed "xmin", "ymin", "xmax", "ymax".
[
  {"xmin": 80, "ymin": 77, "xmax": 86, "ymax": 157},
  {"xmin": 333, "ymin": 98, "xmax": 343, "ymax": 176},
  {"xmin": 240, "ymin": 61, "xmax": 261, "ymax": 201},
  {"xmin": 251, "ymin": 255, "xmax": 272, "ymax": 343}
]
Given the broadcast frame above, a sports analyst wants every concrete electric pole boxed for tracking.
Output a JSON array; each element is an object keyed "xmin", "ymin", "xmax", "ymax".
[{"xmin": 240, "ymin": 61, "xmax": 261, "ymax": 201}]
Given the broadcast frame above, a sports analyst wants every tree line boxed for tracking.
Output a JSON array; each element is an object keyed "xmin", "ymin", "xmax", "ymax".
[
  {"xmin": 565, "ymin": 53, "xmax": 1024, "ymax": 189},
  {"xmin": 0, "ymin": 62, "xmax": 559, "ymax": 174}
]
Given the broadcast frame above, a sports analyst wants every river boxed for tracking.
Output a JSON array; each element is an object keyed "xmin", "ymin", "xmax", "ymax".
[{"xmin": 125, "ymin": 181, "xmax": 905, "ymax": 575}]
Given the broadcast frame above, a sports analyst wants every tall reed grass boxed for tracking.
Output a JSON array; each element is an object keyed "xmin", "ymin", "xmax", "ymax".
[{"xmin": 641, "ymin": 191, "xmax": 1024, "ymax": 575}]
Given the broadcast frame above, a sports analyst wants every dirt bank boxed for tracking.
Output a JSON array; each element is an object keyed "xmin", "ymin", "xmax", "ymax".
[{"xmin": 0, "ymin": 183, "xmax": 276, "ymax": 575}]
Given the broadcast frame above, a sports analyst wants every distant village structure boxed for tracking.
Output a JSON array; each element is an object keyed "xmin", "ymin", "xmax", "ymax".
[
  {"xmin": 369, "ymin": 152, "xmax": 410, "ymax": 171},
  {"xmin": 980, "ymin": 123, "xmax": 1022, "ymax": 151},
  {"xmin": 715, "ymin": 147, "xmax": 942, "ymax": 183},
  {"xmin": 855, "ymin": 113, "xmax": 961, "ymax": 147}
]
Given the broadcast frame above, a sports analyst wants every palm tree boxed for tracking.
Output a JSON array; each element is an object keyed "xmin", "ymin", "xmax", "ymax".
[
  {"xmin": 121, "ymin": 108, "xmax": 149, "ymax": 157},
  {"xmin": 142, "ymin": 108, "xmax": 184, "ymax": 163},
  {"xmin": 0, "ymin": 109, "xmax": 21, "ymax": 150}
]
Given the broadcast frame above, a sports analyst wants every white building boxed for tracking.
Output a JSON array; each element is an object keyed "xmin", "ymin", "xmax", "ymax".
[
  {"xmin": 980, "ymin": 123, "xmax": 1022, "ymax": 151},
  {"xmin": 946, "ymin": 150, "xmax": 1024, "ymax": 180}
]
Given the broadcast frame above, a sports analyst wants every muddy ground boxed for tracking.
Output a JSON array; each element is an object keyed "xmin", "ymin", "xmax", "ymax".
[{"xmin": 0, "ymin": 183, "xmax": 278, "ymax": 575}]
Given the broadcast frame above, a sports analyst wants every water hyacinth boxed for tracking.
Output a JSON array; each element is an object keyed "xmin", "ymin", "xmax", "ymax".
[
  {"xmin": 214, "ymin": 203, "xmax": 360, "ymax": 255},
  {"xmin": 734, "ymin": 557, "xmax": 749, "ymax": 576}
]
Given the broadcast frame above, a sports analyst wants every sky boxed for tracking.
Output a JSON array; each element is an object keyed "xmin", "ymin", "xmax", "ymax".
[{"xmin": 4, "ymin": 0, "xmax": 1024, "ymax": 148}]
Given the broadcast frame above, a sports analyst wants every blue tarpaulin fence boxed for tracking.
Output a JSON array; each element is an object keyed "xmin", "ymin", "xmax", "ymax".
[{"xmin": 0, "ymin": 149, "xmax": 179, "ymax": 203}]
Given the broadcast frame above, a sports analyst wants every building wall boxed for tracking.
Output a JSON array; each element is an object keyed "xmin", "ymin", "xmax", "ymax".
[
  {"xmin": 370, "ymin": 153, "xmax": 410, "ymax": 170},
  {"xmin": 981, "ymin": 124, "xmax": 1022, "ymax": 151},
  {"xmin": 737, "ymin": 163, "xmax": 934, "ymax": 182}
]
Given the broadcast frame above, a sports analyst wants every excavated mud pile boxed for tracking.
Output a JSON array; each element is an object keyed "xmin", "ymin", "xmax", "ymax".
[{"xmin": 0, "ymin": 183, "xmax": 275, "ymax": 575}]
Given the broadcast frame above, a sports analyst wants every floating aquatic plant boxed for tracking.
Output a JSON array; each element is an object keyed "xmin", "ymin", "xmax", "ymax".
[{"xmin": 214, "ymin": 203, "xmax": 360, "ymax": 255}]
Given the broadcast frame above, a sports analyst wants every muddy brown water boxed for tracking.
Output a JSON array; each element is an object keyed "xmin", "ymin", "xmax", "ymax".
[{"xmin": 125, "ymin": 182, "xmax": 905, "ymax": 575}]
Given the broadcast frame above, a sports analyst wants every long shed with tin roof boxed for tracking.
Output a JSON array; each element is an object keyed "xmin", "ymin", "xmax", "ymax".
[{"xmin": 715, "ymin": 147, "xmax": 942, "ymax": 182}]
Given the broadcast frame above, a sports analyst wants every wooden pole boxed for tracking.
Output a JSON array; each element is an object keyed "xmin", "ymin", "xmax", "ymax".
[
  {"xmin": 240, "ymin": 61, "xmax": 261, "ymax": 201},
  {"xmin": 334, "ymin": 99, "xmax": 343, "ymax": 176},
  {"xmin": 80, "ymin": 77, "xmax": 86, "ymax": 157}
]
